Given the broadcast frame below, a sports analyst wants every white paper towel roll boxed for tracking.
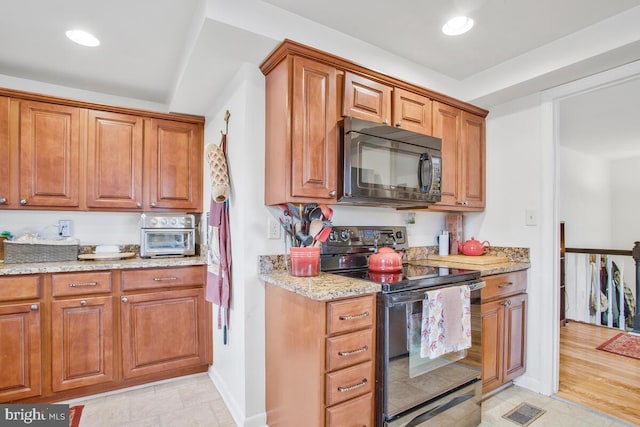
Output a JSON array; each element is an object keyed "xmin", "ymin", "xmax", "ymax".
[{"xmin": 438, "ymin": 232, "xmax": 449, "ymax": 256}]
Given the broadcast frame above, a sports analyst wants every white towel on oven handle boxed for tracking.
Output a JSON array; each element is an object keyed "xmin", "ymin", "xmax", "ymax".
[{"xmin": 420, "ymin": 285, "xmax": 471, "ymax": 359}]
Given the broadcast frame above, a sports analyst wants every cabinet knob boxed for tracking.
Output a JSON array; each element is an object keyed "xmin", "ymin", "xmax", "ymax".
[
  {"xmin": 151, "ymin": 202, "xmax": 157, "ymax": 208},
  {"xmin": 0, "ymin": 197, "xmax": 6, "ymax": 204},
  {"xmin": 30, "ymin": 304, "xmax": 39, "ymax": 311},
  {"xmin": 136, "ymin": 202, "xmax": 142, "ymax": 208},
  {"xmin": 121, "ymin": 297, "xmax": 128, "ymax": 303},
  {"xmin": 382, "ymin": 120, "xmax": 389, "ymax": 125},
  {"xmin": 395, "ymin": 121, "xmax": 402, "ymax": 127},
  {"xmin": 20, "ymin": 199, "xmax": 27, "ymax": 205},
  {"xmin": 501, "ymin": 300, "xmax": 512, "ymax": 307},
  {"xmin": 80, "ymin": 300, "xmax": 87, "ymax": 306},
  {"xmin": 329, "ymin": 190, "xmax": 337, "ymax": 197}
]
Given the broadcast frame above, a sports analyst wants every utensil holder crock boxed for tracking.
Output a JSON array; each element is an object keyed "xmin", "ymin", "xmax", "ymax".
[{"xmin": 289, "ymin": 246, "xmax": 321, "ymax": 277}]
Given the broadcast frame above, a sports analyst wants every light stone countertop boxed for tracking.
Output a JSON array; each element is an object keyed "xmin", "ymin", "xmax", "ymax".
[
  {"xmin": 259, "ymin": 259, "xmax": 530, "ymax": 301},
  {"xmin": 0, "ymin": 255, "xmax": 207, "ymax": 275},
  {"xmin": 259, "ymin": 271, "xmax": 380, "ymax": 301}
]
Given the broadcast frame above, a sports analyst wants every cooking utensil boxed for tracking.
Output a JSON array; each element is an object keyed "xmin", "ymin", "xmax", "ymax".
[
  {"xmin": 295, "ymin": 231, "xmax": 313, "ymax": 247},
  {"xmin": 318, "ymin": 204, "xmax": 333, "ymax": 220},
  {"xmin": 308, "ymin": 219, "xmax": 323, "ymax": 239},
  {"xmin": 312, "ymin": 226, "xmax": 332, "ymax": 247}
]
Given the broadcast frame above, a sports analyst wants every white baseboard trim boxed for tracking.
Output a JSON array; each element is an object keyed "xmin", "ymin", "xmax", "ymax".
[{"xmin": 208, "ymin": 368, "xmax": 267, "ymax": 427}]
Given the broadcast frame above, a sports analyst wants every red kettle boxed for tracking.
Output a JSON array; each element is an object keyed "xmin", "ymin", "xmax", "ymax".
[
  {"xmin": 458, "ymin": 237, "xmax": 491, "ymax": 256},
  {"xmin": 368, "ymin": 247, "xmax": 403, "ymax": 272}
]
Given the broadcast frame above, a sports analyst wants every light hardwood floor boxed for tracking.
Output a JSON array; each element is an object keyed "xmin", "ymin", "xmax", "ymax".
[{"xmin": 558, "ymin": 321, "xmax": 640, "ymax": 426}]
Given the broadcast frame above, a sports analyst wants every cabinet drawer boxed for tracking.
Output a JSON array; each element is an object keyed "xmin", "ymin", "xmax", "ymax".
[
  {"xmin": 325, "ymin": 392, "xmax": 373, "ymax": 427},
  {"xmin": 327, "ymin": 296, "xmax": 374, "ymax": 335},
  {"xmin": 121, "ymin": 265, "xmax": 204, "ymax": 291},
  {"xmin": 0, "ymin": 275, "xmax": 40, "ymax": 302},
  {"xmin": 52, "ymin": 271, "xmax": 112, "ymax": 297},
  {"xmin": 325, "ymin": 361, "xmax": 373, "ymax": 407},
  {"xmin": 326, "ymin": 329, "xmax": 372, "ymax": 372},
  {"xmin": 481, "ymin": 270, "xmax": 526, "ymax": 301}
]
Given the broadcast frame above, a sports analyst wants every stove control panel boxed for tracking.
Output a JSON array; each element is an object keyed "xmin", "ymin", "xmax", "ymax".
[{"xmin": 324, "ymin": 226, "xmax": 407, "ymax": 252}]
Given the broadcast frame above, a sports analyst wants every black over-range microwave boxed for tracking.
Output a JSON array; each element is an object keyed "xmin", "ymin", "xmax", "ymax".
[{"xmin": 338, "ymin": 117, "xmax": 442, "ymax": 207}]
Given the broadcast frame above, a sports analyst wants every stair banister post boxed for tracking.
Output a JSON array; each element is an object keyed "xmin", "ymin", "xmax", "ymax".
[{"xmin": 632, "ymin": 241, "xmax": 640, "ymax": 335}]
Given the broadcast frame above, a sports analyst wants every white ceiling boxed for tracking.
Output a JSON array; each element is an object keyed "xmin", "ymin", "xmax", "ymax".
[{"xmin": 1, "ymin": 0, "xmax": 640, "ymax": 157}]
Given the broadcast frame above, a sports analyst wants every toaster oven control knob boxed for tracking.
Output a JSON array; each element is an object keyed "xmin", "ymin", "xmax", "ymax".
[
  {"xmin": 170, "ymin": 218, "xmax": 177, "ymax": 226},
  {"xmin": 150, "ymin": 218, "xmax": 158, "ymax": 226},
  {"xmin": 160, "ymin": 218, "xmax": 168, "ymax": 226}
]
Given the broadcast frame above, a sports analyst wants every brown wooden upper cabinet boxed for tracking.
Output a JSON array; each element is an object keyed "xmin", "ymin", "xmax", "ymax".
[
  {"xmin": 263, "ymin": 55, "xmax": 339, "ymax": 205},
  {"xmin": 19, "ymin": 100, "xmax": 81, "ymax": 208},
  {"xmin": 260, "ymin": 39, "xmax": 487, "ymax": 209},
  {"xmin": 432, "ymin": 101, "xmax": 485, "ymax": 211},
  {"xmin": 0, "ymin": 97, "xmax": 10, "ymax": 208},
  {"xmin": 343, "ymin": 74, "xmax": 433, "ymax": 135},
  {"xmin": 0, "ymin": 88, "xmax": 204, "ymax": 212},
  {"xmin": 343, "ymin": 72, "xmax": 392, "ymax": 125},
  {"xmin": 86, "ymin": 110, "xmax": 144, "ymax": 210},
  {"xmin": 147, "ymin": 119, "xmax": 203, "ymax": 211}
]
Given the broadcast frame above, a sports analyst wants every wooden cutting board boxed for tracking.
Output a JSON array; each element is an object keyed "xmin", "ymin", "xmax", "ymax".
[{"xmin": 427, "ymin": 254, "xmax": 509, "ymax": 265}]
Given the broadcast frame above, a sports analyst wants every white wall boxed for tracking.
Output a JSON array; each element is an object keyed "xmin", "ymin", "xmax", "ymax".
[
  {"xmin": 558, "ymin": 147, "xmax": 612, "ymax": 248},
  {"xmin": 611, "ymin": 155, "xmax": 640, "ymax": 285},
  {"xmin": 470, "ymin": 93, "xmax": 556, "ymax": 396}
]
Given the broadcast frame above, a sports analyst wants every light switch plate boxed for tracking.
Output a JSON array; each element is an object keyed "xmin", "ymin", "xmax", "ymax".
[{"xmin": 525, "ymin": 209, "xmax": 537, "ymax": 226}]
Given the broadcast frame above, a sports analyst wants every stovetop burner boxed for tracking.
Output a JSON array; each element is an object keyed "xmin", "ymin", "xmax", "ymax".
[{"xmin": 320, "ymin": 226, "xmax": 481, "ymax": 292}]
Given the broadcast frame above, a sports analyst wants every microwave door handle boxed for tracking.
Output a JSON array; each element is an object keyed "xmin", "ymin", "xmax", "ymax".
[{"xmin": 418, "ymin": 153, "xmax": 432, "ymax": 193}]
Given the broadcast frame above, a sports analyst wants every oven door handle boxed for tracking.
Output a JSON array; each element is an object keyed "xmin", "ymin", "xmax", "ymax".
[
  {"xmin": 388, "ymin": 280, "xmax": 485, "ymax": 305},
  {"xmin": 404, "ymin": 391, "xmax": 476, "ymax": 427}
]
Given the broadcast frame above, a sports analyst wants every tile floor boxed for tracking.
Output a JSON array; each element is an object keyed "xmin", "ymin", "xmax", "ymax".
[
  {"xmin": 69, "ymin": 374, "xmax": 636, "ymax": 427},
  {"xmin": 67, "ymin": 374, "xmax": 236, "ymax": 427},
  {"xmin": 481, "ymin": 384, "xmax": 637, "ymax": 427}
]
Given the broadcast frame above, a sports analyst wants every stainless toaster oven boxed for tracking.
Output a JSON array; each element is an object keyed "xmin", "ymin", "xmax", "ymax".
[{"xmin": 139, "ymin": 213, "xmax": 196, "ymax": 258}]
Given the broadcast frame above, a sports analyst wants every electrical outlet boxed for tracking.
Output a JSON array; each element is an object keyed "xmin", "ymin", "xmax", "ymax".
[
  {"xmin": 525, "ymin": 209, "xmax": 537, "ymax": 226},
  {"xmin": 267, "ymin": 218, "xmax": 281, "ymax": 239},
  {"xmin": 58, "ymin": 219, "xmax": 73, "ymax": 237}
]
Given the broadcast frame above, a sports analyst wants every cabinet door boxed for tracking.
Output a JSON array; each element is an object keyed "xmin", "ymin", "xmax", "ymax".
[
  {"xmin": 87, "ymin": 110, "xmax": 143, "ymax": 209},
  {"xmin": 392, "ymin": 88, "xmax": 432, "ymax": 135},
  {"xmin": 19, "ymin": 101, "xmax": 81, "ymax": 208},
  {"xmin": 343, "ymin": 72, "xmax": 391, "ymax": 124},
  {"xmin": 0, "ymin": 302, "xmax": 41, "ymax": 401},
  {"xmin": 147, "ymin": 119, "xmax": 202, "ymax": 211},
  {"xmin": 0, "ymin": 97, "xmax": 11, "ymax": 208},
  {"xmin": 51, "ymin": 296, "xmax": 114, "ymax": 391},
  {"xmin": 432, "ymin": 101, "xmax": 461, "ymax": 207},
  {"xmin": 121, "ymin": 288, "xmax": 207, "ymax": 379},
  {"xmin": 481, "ymin": 299, "xmax": 504, "ymax": 394},
  {"xmin": 503, "ymin": 293, "xmax": 527, "ymax": 382},
  {"xmin": 291, "ymin": 56, "xmax": 338, "ymax": 201},
  {"xmin": 460, "ymin": 112, "xmax": 485, "ymax": 209}
]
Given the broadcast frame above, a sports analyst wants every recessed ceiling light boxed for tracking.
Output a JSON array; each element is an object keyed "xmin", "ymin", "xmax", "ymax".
[
  {"xmin": 65, "ymin": 29, "xmax": 100, "ymax": 47},
  {"xmin": 442, "ymin": 16, "xmax": 474, "ymax": 36}
]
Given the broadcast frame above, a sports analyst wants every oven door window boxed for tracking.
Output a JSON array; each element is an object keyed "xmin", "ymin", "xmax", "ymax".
[
  {"xmin": 350, "ymin": 133, "xmax": 435, "ymax": 199},
  {"xmin": 385, "ymin": 297, "xmax": 481, "ymax": 418},
  {"xmin": 145, "ymin": 231, "xmax": 190, "ymax": 250}
]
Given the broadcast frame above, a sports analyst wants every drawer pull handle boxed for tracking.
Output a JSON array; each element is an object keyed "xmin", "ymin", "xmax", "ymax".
[
  {"xmin": 68, "ymin": 282, "xmax": 98, "ymax": 287},
  {"xmin": 338, "ymin": 345, "xmax": 368, "ymax": 357},
  {"xmin": 339, "ymin": 311, "xmax": 369, "ymax": 321},
  {"xmin": 497, "ymin": 282, "xmax": 514, "ymax": 288},
  {"xmin": 153, "ymin": 277, "xmax": 178, "ymax": 281},
  {"xmin": 501, "ymin": 300, "xmax": 512, "ymax": 307},
  {"xmin": 337, "ymin": 378, "xmax": 368, "ymax": 393},
  {"xmin": 30, "ymin": 304, "xmax": 38, "ymax": 311}
]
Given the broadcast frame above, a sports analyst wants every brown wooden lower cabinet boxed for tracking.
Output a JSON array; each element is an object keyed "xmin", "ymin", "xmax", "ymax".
[
  {"xmin": 266, "ymin": 284, "xmax": 375, "ymax": 427},
  {"xmin": 481, "ymin": 271, "xmax": 527, "ymax": 394},
  {"xmin": 0, "ymin": 265, "xmax": 211, "ymax": 404},
  {"xmin": 121, "ymin": 288, "xmax": 208, "ymax": 379},
  {"xmin": 0, "ymin": 302, "xmax": 42, "ymax": 401},
  {"xmin": 51, "ymin": 296, "xmax": 114, "ymax": 392}
]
